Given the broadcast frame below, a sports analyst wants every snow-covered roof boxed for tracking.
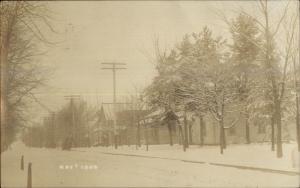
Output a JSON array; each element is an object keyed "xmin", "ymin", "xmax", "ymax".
[{"xmin": 144, "ymin": 109, "xmax": 165, "ymax": 119}]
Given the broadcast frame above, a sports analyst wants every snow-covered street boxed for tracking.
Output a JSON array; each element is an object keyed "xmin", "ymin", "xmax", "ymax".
[{"xmin": 1, "ymin": 142, "xmax": 299, "ymax": 187}]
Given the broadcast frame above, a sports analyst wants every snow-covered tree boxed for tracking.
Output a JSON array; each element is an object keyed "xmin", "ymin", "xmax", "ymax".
[
  {"xmin": 229, "ymin": 13, "xmax": 261, "ymax": 144},
  {"xmin": 146, "ymin": 27, "xmax": 242, "ymax": 153}
]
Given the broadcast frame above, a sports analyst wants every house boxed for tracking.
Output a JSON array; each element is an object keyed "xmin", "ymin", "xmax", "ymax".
[
  {"xmin": 91, "ymin": 105, "xmax": 296, "ymax": 147},
  {"xmin": 90, "ymin": 107, "xmax": 149, "ymax": 146},
  {"xmin": 138, "ymin": 108, "xmax": 296, "ymax": 146},
  {"xmin": 190, "ymin": 112, "xmax": 295, "ymax": 145},
  {"xmin": 90, "ymin": 106, "xmax": 113, "ymax": 146}
]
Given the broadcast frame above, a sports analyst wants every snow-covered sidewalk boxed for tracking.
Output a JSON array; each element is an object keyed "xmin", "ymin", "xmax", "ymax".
[{"xmin": 76, "ymin": 142, "xmax": 300, "ymax": 174}]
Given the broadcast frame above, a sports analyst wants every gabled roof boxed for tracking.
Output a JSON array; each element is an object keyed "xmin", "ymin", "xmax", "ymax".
[
  {"xmin": 97, "ymin": 106, "xmax": 106, "ymax": 121},
  {"xmin": 92, "ymin": 106, "xmax": 109, "ymax": 127},
  {"xmin": 141, "ymin": 108, "xmax": 195, "ymax": 125}
]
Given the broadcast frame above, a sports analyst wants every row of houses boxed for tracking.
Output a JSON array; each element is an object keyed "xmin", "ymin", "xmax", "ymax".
[{"xmin": 88, "ymin": 106, "xmax": 296, "ymax": 147}]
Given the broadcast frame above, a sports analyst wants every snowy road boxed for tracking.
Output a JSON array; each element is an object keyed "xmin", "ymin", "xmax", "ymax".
[{"xmin": 1, "ymin": 143, "xmax": 299, "ymax": 187}]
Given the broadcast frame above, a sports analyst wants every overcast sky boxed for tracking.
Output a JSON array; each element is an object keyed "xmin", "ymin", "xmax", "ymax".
[{"xmin": 29, "ymin": 0, "xmax": 291, "ymax": 124}]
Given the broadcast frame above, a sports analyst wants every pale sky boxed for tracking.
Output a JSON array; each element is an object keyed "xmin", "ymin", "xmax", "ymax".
[{"xmin": 29, "ymin": 0, "xmax": 291, "ymax": 124}]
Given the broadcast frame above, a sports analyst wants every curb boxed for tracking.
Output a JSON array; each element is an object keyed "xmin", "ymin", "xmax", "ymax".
[
  {"xmin": 98, "ymin": 151, "xmax": 300, "ymax": 176},
  {"xmin": 209, "ymin": 162, "xmax": 300, "ymax": 176}
]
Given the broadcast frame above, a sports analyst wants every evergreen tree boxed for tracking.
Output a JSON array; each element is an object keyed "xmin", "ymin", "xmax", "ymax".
[{"xmin": 230, "ymin": 13, "xmax": 261, "ymax": 144}]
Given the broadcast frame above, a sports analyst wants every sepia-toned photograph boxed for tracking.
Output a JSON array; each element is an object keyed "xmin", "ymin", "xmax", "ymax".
[{"xmin": 1, "ymin": 0, "xmax": 300, "ymax": 187}]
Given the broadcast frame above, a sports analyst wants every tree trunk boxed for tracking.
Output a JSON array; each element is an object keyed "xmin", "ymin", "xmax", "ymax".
[
  {"xmin": 271, "ymin": 114, "xmax": 275, "ymax": 151},
  {"xmin": 126, "ymin": 129, "xmax": 130, "ymax": 147},
  {"xmin": 144, "ymin": 125, "xmax": 149, "ymax": 151},
  {"xmin": 178, "ymin": 125, "xmax": 185, "ymax": 152},
  {"xmin": 188, "ymin": 124, "xmax": 193, "ymax": 144},
  {"xmin": 137, "ymin": 123, "xmax": 141, "ymax": 147},
  {"xmin": 219, "ymin": 121, "xmax": 224, "ymax": 154},
  {"xmin": 222, "ymin": 124, "xmax": 226, "ymax": 149},
  {"xmin": 221, "ymin": 94, "xmax": 226, "ymax": 150},
  {"xmin": 184, "ymin": 113, "xmax": 189, "ymax": 148},
  {"xmin": 275, "ymin": 102, "xmax": 283, "ymax": 158},
  {"xmin": 199, "ymin": 116, "xmax": 204, "ymax": 146},
  {"xmin": 293, "ymin": 58, "xmax": 300, "ymax": 151},
  {"xmin": 245, "ymin": 111, "xmax": 250, "ymax": 144},
  {"xmin": 168, "ymin": 124, "xmax": 173, "ymax": 146},
  {"xmin": 296, "ymin": 95, "xmax": 300, "ymax": 151}
]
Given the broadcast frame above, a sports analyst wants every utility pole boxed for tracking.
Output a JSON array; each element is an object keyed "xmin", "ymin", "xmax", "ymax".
[{"xmin": 101, "ymin": 62, "xmax": 127, "ymax": 149}]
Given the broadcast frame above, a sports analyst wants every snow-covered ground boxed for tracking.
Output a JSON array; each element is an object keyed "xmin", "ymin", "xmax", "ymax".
[
  {"xmin": 76, "ymin": 142, "xmax": 299, "ymax": 172},
  {"xmin": 1, "ymin": 142, "xmax": 299, "ymax": 187}
]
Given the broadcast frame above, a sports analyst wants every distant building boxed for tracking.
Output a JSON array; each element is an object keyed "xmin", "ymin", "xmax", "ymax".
[
  {"xmin": 139, "ymin": 109, "xmax": 295, "ymax": 146},
  {"xmin": 90, "ymin": 106, "xmax": 113, "ymax": 146},
  {"xmin": 91, "ymin": 105, "xmax": 296, "ymax": 146}
]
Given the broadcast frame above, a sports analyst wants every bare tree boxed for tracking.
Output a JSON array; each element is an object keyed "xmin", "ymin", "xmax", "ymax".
[
  {"xmin": 1, "ymin": 1, "xmax": 54, "ymax": 151},
  {"xmin": 256, "ymin": 0, "xmax": 297, "ymax": 158},
  {"xmin": 289, "ymin": 1, "xmax": 300, "ymax": 151},
  {"xmin": 293, "ymin": 55, "xmax": 300, "ymax": 151},
  {"xmin": 225, "ymin": 0, "xmax": 298, "ymax": 158}
]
